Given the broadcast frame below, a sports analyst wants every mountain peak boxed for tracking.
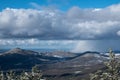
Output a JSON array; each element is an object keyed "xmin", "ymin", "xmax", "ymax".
[
  {"xmin": 3, "ymin": 48, "xmax": 38, "ymax": 55},
  {"xmin": 80, "ymin": 52, "xmax": 101, "ymax": 58},
  {"xmin": 5, "ymin": 48, "xmax": 24, "ymax": 54},
  {"xmin": 13, "ymin": 47, "xmax": 21, "ymax": 50}
]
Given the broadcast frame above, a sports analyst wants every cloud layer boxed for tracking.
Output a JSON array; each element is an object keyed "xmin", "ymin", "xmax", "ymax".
[
  {"xmin": 1, "ymin": 3, "xmax": 120, "ymax": 52},
  {"xmin": 0, "ymin": 39, "xmax": 75, "ymax": 50},
  {"xmin": 1, "ymin": 39, "xmax": 119, "ymax": 53},
  {"xmin": 0, "ymin": 4, "xmax": 120, "ymax": 40}
]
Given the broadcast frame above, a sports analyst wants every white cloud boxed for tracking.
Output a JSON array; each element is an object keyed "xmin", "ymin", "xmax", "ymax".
[
  {"xmin": 1, "ymin": 39, "xmax": 120, "ymax": 52},
  {"xmin": 0, "ymin": 39, "xmax": 39, "ymax": 46},
  {"xmin": 0, "ymin": 4, "xmax": 120, "ymax": 40},
  {"xmin": 92, "ymin": 8, "xmax": 102, "ymax": 12},
  {"xmin": 117, "ymin": 31, "xmax": 120, "ymax": 36},
  {"xmin": 0, "ymin": 39, "xmax": 76, "ymax": 50}
]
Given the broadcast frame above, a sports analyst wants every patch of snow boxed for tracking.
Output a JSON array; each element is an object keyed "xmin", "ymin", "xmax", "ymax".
[
  {"xmin": 74, "ymin": 71, "xmax": 82, "ymax": 74},
  {"xmin": 53, "ymin": 55, "xmax": 63, "ymax": 58}
]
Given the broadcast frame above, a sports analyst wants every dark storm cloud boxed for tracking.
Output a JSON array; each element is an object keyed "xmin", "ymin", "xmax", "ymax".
[{"xmin": 0, "ymin": 4, "xmax": 120, "ymax": 40}]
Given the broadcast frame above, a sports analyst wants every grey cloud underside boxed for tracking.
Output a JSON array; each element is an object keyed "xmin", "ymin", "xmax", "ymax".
[{"xmin": 0, "ymin": 4, "xmax": 120, "ymax": 40}]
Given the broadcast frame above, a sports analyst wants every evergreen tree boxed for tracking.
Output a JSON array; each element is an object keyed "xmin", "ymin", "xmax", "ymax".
[
  {"xmin": 90, "ymin": 49, "xmax": 120, "ymax": 80},
  {"xmin": 31, "ymin": 65, "xmax": 43, "ymax": 80},
  {"xmin": 0, "ymin": 71, "xmax": 5, "ymax": 80},
  {"xmin": 0, "ymin": 65, "xmax": 44, "ymax": 80}
]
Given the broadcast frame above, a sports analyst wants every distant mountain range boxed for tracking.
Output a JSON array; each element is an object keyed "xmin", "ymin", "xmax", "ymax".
[
  {"xmin": 0, "ymin": 48, "xmax": 120, "ymax": 80},
  {"xmin": 0, "ymin": 48, "xmax": 67, "ymax": 70}
]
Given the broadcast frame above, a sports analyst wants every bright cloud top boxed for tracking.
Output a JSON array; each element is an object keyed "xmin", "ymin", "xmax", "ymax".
[
  {"xmin": 1, "ymin": 39, "xmax": 120, "ymax": 52},
  {"xmin": 0, "ymin": 39, "xmax": 75, "ymax": 50},
  {"xmin": 0, "ymin": 4, "xmax": 120, "ymax": 40}
]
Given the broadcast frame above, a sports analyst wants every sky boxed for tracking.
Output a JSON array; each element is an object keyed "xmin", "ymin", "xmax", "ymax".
[{"xmin": 0, "ymin": 0, "xmax": 120, "ymax": 52}]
